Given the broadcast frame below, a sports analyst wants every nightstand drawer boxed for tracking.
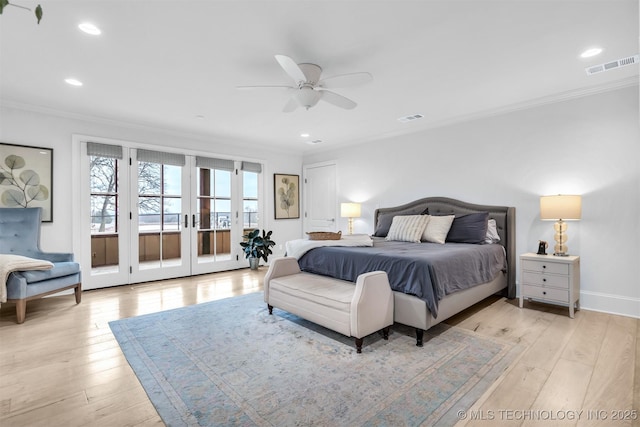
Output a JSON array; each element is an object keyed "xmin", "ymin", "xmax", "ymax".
[
  {"xmin": 522, "ymin": 284, "xmax": 568, "ymax": 303},
  {"xmin": 522, "ymin": 271, "xmax": 570, "ymax": 288},
  {"xmin": 522, "ymin": 260, "xmax": 569, "ymax": 275}
]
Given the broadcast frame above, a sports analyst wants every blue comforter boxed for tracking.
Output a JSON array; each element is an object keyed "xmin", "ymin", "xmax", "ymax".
[{"xmin": 297, "ymin": 239, "xmax": 507, "ymax": 318}]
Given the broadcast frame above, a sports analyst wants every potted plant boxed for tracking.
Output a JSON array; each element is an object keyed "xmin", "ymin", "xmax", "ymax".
[{"xmin": 240, "ymin": 229, "xmax": 275, "ymax": 270}]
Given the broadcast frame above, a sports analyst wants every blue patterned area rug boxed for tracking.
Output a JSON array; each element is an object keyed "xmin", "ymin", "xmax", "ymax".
[{"xmin": 109, "ymin": 292, "xmax": 521, "ymax": 426}]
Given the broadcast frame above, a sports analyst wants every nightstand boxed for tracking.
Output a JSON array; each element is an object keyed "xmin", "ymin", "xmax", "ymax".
[{"xmin": 519, "ymin": 253, "xmax": 580, "ymax": 318}]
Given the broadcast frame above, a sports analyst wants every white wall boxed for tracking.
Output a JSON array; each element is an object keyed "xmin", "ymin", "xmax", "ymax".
[
  {"xmin": 303, "ymin": 86, "xmax": 640, "ymax": 318},
  {"xmin": 0, "ymin": 105, "xmax": 303, "ymax": 259}
]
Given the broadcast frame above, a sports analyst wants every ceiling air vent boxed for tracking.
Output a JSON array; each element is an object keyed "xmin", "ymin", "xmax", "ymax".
[
  {"xmin": 585, "ymin": 54, "xmax": 639, "ymax": 76},
  {"xmin": 398, "ymin": 114, "xmax": 424, "ymax": 123}
]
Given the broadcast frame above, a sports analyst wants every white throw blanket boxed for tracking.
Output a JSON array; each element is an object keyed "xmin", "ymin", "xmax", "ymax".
[
  {"xmin": 285, "ymin": 234, "xmax": 373, "ymax": 259},
  {"xmin": 0, "ymin": 254, "xmax": 53, "ymax": 304}
]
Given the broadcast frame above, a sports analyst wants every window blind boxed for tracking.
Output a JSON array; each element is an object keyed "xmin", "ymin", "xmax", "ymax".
[
  {"xmin": 86, "ymin": 142, "xmax": 123, "ymax": 159},
  {"xmin": 196, "ymin": 156, "xmax": 234, "ymax": 171},
  {"xmin": 241, "ymin": 161, "xmax": 262, "ymax": 173},
  {"xmin": 137, "ymin": 149, "xmax": 185, "ymax": 166}
]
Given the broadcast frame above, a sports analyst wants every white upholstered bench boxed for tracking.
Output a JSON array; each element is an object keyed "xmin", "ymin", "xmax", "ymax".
[{"xmin": 264, "ymin": 257, "xmax": 394, "ymax": 353}]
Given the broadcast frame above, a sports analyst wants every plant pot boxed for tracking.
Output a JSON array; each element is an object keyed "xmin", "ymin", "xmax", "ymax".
[{"xmin": 248, "ymin": 257, "xmax": 259, "ymax": 270}]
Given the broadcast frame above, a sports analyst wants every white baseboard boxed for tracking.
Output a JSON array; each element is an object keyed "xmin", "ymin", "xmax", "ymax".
[{"xmin": 579, "ymin": 290, "xmax": 640, "ymax": 319}]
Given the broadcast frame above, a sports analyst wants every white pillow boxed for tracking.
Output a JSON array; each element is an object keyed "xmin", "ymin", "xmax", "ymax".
[
  {"xmin": 386, "ymin": 215, "xmax": 430, "ymax": 243},
  {"xmin": 484, "ymin": 218, "xmax": 501, "ymax": 244},
  {"xmin": 421, "ymin": 215, "xmax": 455, "ymax": 244}
]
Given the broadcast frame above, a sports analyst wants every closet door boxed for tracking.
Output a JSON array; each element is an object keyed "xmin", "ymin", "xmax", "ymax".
[{"xmin": 303, "ymin": 162, "xmax": 337, "ymax": 232}]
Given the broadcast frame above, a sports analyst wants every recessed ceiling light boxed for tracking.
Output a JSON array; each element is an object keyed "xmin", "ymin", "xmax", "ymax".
[
  {"xmin": 78, "ymin": 22, "xmax": 101, "ymax": 35},
  {"xmin": 580, "ymin": 47, "xmax": 603, "ymax": 58},
  {"xmin": 300, "ymin": 133, "xmax": 310, "ymax": 138},
  {"xmin": 65, "ymin": 78, "xmax": 83, "ymax": 86}
]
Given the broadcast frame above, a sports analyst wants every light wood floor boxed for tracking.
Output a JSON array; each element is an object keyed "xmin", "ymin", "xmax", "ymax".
[{"xmin": 0, "ymin": 268, "xmax": 637, "ymax": 427}]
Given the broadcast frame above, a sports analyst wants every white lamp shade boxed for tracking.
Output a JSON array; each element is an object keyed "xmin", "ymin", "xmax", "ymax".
[
  {"xmin": 540, "ymin": 195, "xmax": 582, "ymax": 220},
  {"xmin": 340, "ymin": 202, "xmax": 361, "ymax": 218},
  {"xmin": 296, "ymin": 87, "xmax": 322, "ymax": 109}
]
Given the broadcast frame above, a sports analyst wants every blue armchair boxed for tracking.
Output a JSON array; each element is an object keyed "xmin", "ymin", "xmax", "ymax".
[{"xmin": 0, "ymin": 208, "xmax": 81, "ymax": 323}]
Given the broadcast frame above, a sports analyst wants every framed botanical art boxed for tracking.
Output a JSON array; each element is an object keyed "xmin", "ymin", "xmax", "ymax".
[
  {"xmin": 0, "ymin": 142, "xmax": 53, "ymax": 222},
  {"xmin": 274, "ymin": 173, "xmax": 300, "ymax": 219}
]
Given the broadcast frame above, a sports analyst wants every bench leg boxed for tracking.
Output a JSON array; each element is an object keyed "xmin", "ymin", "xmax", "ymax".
[
  {"xmin": 267, "ymin": 304, "xmax": 273, "ymax": 315},
  {"xmin": 415, "ymin": 328, "xmax": 424, "ymax": 347},
  {"xmin": 355, "ymin": 337, "xmax": 363, "ymax": 354},
  {"xmin": 382, "ymin": 326, "xmax": 390, "ymax": 340}
]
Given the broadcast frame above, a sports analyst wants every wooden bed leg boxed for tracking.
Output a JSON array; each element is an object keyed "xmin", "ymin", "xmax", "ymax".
[
  {"xmin": 267, "ymin": 304, "xmax": 273, "ymax": 315},
  {"xmin": 415, "ymin": 329, "xmax": 424, "ymax": 347},
  {"xmin": 382, "ymin": 326, "xmax": 390, "ymax": 340},
  {"xmin": 355, "ymin": 337, "xmax": 363, "ymax": 353}
]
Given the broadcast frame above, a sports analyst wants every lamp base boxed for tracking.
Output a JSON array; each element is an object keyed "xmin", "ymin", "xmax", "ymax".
[{"xmin": 552, "ymin": 220, "xmax": 570, "ymax": 257}]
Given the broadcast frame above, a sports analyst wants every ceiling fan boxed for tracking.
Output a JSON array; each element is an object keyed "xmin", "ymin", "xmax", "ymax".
[{"xmin": 237, "ymin": 55, "xmax": 372, "ymax": 112}]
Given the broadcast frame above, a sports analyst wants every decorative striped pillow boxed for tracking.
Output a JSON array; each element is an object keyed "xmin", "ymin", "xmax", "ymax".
[{"xmin": 386, "ymin": 215, "xmax": 430, "ymax": 243}]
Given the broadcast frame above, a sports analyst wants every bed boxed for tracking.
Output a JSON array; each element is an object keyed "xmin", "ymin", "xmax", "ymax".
[{"xmin": 297, "ymin": 197, "xmax": 516, "ymax": 346}]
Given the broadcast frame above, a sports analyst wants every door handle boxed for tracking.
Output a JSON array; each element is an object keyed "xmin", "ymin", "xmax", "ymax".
[
  {"xmin": 330, "ymin": 218, "xmax": 335, "ymax": 222},
  {"xmin": 184, "ymin": 214, "xmax": 188, "ymax": 228},
  {"xmin": 192, "ymin": 214, "xmax": 196, "ymax": 228}
]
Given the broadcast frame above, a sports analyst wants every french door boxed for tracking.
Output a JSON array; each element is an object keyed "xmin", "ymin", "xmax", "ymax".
[
  {"xmin": 129, "ymin": 148, "xmax": 191, "ymax": 283},
  {"xmin": 81, "ymin": 140, "xmax": 262, "ymax": 290}
]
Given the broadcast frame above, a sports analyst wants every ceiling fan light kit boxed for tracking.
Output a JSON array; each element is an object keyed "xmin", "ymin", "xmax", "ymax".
[{"xmin": 238, "ymin": 54, "xmax": 372, "ymax": 112}]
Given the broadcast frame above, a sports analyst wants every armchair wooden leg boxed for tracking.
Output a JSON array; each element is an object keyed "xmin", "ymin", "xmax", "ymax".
[
  {"xmin": 15, "ymin": 300, "xmax": 26, "ymax": 324},
  {"xmin": 74, "ymin": 283, "xmax": 82, "ymax": 304}
]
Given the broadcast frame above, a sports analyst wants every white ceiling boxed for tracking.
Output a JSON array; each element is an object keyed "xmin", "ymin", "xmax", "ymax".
[{"xmin": 1, "ymin": 1, "xmax": 638, "ymax": 153}]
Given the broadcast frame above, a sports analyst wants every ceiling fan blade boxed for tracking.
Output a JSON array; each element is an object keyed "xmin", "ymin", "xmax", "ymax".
[
  {"xmin": 319, "ymin": 90, "xmax": 357, "ymax": 110},
  {"xmin": 275, "ymin": 55, "xmax": 307, "ymax": 84},
  {"xmin": 236, "ymin": 85, "xmax": 293, "ymax": 90},
  {"xmin": 282, "ymin": 96, "xmax": 298, "ymax": 113},
  {"xmin": 319, "ymin": 72, "xmax": 372, "ymax": 89}
]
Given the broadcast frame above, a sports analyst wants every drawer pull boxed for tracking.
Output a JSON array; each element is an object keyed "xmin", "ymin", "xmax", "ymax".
[{"xmin": 543, "ymin": 291, "xmax": 547, "ymax": 295}]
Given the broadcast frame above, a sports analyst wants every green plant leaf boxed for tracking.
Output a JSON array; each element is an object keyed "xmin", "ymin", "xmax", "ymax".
[
  {"xmin": 5, "ymin": 154, "xmax": 25, "ymax": 170},
  {"xmin": 35, "ymin": 3, "xmax": 41, "ymax": 23},
  {"xmin": 19, "ymin": 169, "xmax": 40, "ymax": 186},
  {"xmin": 0, "ymin": 0, "xmax": 9, "ymax": 15},
  {"xmin": 27, "ymin": 184, "xmax": 48, "ymax": 201},
  {"xmin": 1, "ymin": 189, "xmax": 25, "ymax": 206}
]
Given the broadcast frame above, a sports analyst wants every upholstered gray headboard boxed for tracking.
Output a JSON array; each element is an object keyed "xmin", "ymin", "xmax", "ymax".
[{"xmin": 374, "ymin": 197, "xmax": 516, "ymax": 298}]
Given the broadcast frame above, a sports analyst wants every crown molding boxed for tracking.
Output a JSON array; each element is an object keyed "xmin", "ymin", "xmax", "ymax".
[
  {"xmin": 0, "ymin": 99, "xmax": 296, "ymax": 156},
  {"xmin": 313, "ymin": 76, "xmax": 640, "ymax": 153},
  {"xmin": 3, "ymin": 76, "xmax": 638, "ymax": 156}
]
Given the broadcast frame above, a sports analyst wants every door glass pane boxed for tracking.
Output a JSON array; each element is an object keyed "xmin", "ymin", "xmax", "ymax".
[
  {"xmin": 243, "ymin": 171, "xmax": 259, "ymax": 231},
  {"xmin": 163, "ymin": 165, "xmax": 182, "ymax": 195},
  {"xmin": 89, "ymin": 156, "xmax": 119, "ymax": 273},
  {"xmin": 163, "ymin": 197, "xmax": 181, "ymax": 231},
  {"xmin": 196, "ymin": 167, "xmax": 231, "ymax": 262},
  {"xmin": 138, "ymin": 160, "xmax": 183, "ymax": 269}
]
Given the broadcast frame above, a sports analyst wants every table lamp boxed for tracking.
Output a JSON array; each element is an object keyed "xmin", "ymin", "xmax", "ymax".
[
  {"xmin": 340, "ymin": 202, "xmax": 361, "ymax": 235},
  {"xmin": 540, "ymin": 195, "xmax": 581, "ymax": 256}
]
